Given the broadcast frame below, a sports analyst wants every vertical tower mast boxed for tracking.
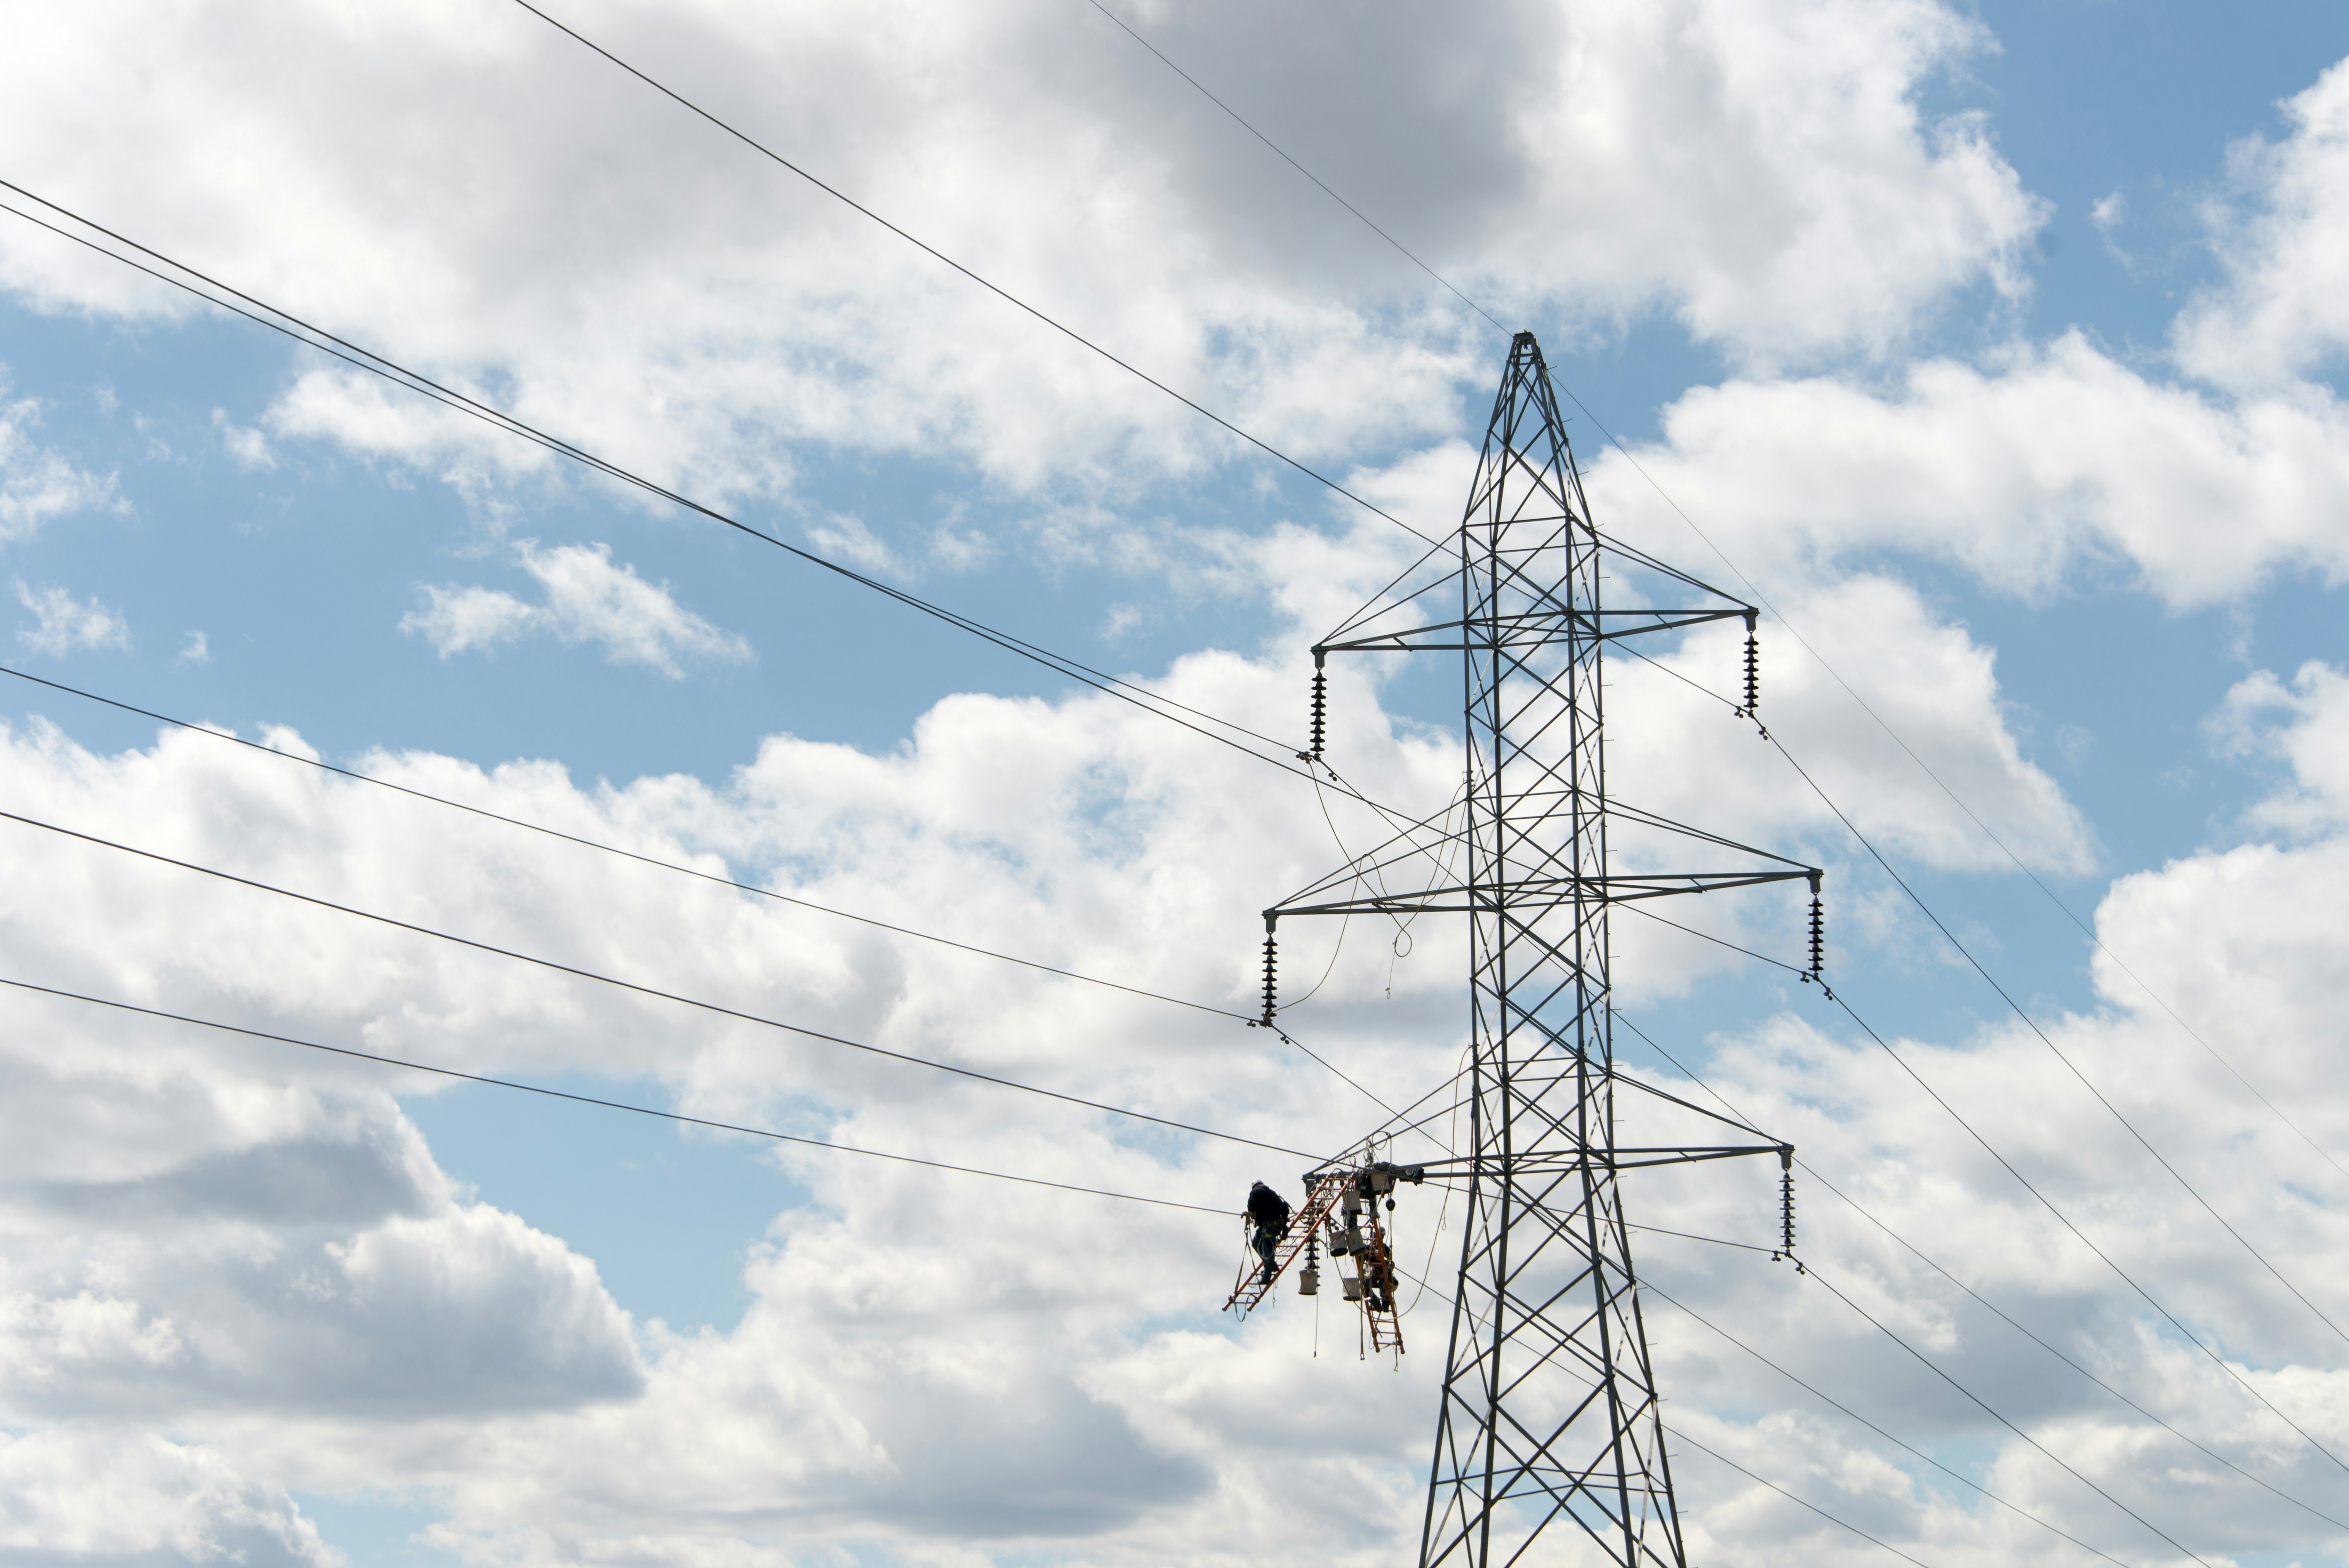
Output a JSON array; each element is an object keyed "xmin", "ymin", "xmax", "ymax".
[
  {"xmin": 1430, "ymin": 334, "xmax": 1676, "ymax": 1567},
  {"xmin": 1261, "ymin": 333, "xmax": 1816, "ymax": 1566}
]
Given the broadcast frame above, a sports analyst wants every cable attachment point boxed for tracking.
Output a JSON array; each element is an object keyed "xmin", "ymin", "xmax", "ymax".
[
  {"xmin": 1804, "ymin": 871, "xmax": 1825, "ymax": 985},
  {"xmin": 1736, "ymin": 610, "xmax": 1760, "ymax": 723},
  {"xmin": 1259, "ymin": 913, "xmax": 1279, "ymax": 1026},
  {"xmin": 1308, "ymin": 648, "xmax": 1328, "ymax": 763}
]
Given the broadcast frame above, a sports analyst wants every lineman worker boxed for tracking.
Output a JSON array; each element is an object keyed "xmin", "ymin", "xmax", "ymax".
[
  {"xmin": 1246, "ymin": 1180, "xmax": 1291, "ymax": 1285},
  {"xmin": 1363, "ymin": 1234, "xmax": 1396, "ymax": 1313}
]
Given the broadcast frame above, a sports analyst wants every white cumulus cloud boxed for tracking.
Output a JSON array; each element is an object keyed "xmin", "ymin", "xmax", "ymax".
[
  {"xmin": 0, "ymin": 0, "xmax": 2039, "ymax": 507},
  {"xmin": 15, "ymin": 580, "xmax": 131, "ymax": 656},
  {"xmin": 400, "ymin": 540, "xmax": 750, "ymax": 677},
  {"xmin": 0, "ymin": 582, "xmax": 2157, "ymax": 1563},
  {"xmin": 0, "ymin": 378, "xmax": 120, "ymax": 542},
  {"xmin": 209, "ymin": 406, "xmax": 278, "ymax": 471},
  {"xmin": 2175, "ymin": 55, "xmax": 2349, "ymax": 390},
  {"xmin": 5, "ymin": 4, "xmax": 2349, "ymax": 1562},
  {"xmin": 0, "ymin": 1429, "xmax": 334, "ymax": 1566}
]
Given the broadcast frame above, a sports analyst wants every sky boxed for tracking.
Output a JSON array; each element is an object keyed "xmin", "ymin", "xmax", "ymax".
[{"xmin": 2, "ymin": 0, "xmax": 2349, "ymax": 1564}]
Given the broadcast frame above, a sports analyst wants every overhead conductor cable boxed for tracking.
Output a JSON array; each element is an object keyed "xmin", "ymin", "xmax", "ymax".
[
  {"xmin": 0, "ymin": 806, "xmax": 1318, "ymax": 1163},
  {"xmin": 1079, "ymin": 0, "xmax": 2348, "ymax": 1212},
  {"xmin": 0, "ymin": 182, "xmax": 1409, "ymax": 812},
  {"xmin": 0, "ymin": 974, "xmax": 1232, "ymax": 1217}
]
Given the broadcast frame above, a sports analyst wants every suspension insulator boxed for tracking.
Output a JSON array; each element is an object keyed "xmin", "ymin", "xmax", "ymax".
[
  {"xmin": 1806, "ymin": 874, "xmax": 1825, "ymax": 983},
  {"xmin": 1309, "ymin": 663, "xmax": 1328, "ymax": 761},
  {"xmin": 1780, "ymin": 1165, "xmax": 1798, "ymax": 1256},
  {"xmin": 1260, "ymin": 931, "xmax": 1279, "ymax": 1025},
  {"xmin": 1742, "ymin": 613, "xmax": 1761, "ymax": 718}
]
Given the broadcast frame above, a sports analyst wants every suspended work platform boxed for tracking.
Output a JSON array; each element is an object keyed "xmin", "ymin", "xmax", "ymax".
[{"xmin": 1226, "ymin": 1156, "xmax": 1427, "ymax": 1356}]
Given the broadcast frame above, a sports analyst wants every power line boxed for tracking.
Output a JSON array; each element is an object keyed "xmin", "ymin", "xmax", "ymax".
[
  {"xmin": 1596, "ymin": 644, "xmax": 2349, "ymax": 1415},
  {"xmin": 1385, "ymin": 1259, "xmax": 1951, "ymax": 1568},
  {"xmin": 1419, "ymin": 1175, "xmax": 2170, "ymax": 1564},
  {"xmin": 1643, "ymin": 1281, "xmax": 2144, "ymax": 1568},
  {"xmin": 0, "ymin": 179, "xmax": 1482, "ymax": 894},
  {"xmin": 0, "ymin": 666, "xmax": 1438, "ymax": 1132},
  {"xmin": 1767, "ymin": 733, "xmax": 2349, "ymax": 1354},
  {"xmin": 0, "ymin": 180, "xmax": 1463, "ymax": 1158},
  {"xmin": 26, "ymin": 12, "xmax": 2325, "ymax": 1518},
  {"xmin": 0, "ymin": 805, "xmax": 1319, "ymax": 1163},
  {"xmin": 1622, "ymin": 1221, "xmax": 1779, "ymax": 1257},
  {"xmin": 37, "ymin": 65, "xmax": 2291, "ymax": 1322},
  {"xmin": 1079, "ymin": 0, "xmax": 2344, "ymax": 1231},
  {"xmin": 0, "ymin": 664, "xmax": 1250, "ymax": 1022},
  {"xmin": 0, "ymin": 182, "xmax": 1377, "ymax": 807},
  {"xmin": 507, "ymin": 0, "xmax": 1440, "ymax": 550},
  {"xmin": 16, "ymin": 22, "xmax": 2314, "ymax": 1559},
  {"xmin": 1596, "ymin": 417, "xmax": 2347, "ymax": 1198},
  {"xmin": 519, "ymin": 10, "xmax": 2340, "ymax": 1547},
  {"xmin": 1617, "ymin": 898, "xmax": 1810, "ymax": 978},
  {"xmin": 1623, "ymin": 832, "xmax": 2349, "ymax": 1397},
  {"xmin": 1617, "ymin": 1009, "xmax": 2349, "ymax": 1497},
  {"xmin": 5, "ymin": 934, "xmax": 2029, "ymax": 1568},
  {"xmin": 1082, "ymin": 1, "xmax": 1505, "ymax": 337},
  {"xmin": 1816, "ymin": 985, "xmax": 2349, "ymax": 1475},
  {"xmin": 11, "ymin": 968, "xmax": 1935, "ymax": 1568},
  {"xmin": 1663, "ymin": 1425, "xmax": 1939, "ymax": 1568},
  {"xmin": 1372, "ymin": 1202, "xmax": 1776, "ymax": 1258},
  {"xmin": 0, "ymin": 973, "xmax": 1233, "ymax": 1217},
  {"xmin": 1605, "ymin": 425, "xmax": 2349, "ymax": 1208},
  {"xmin": 1798, "ymin": 1267, "xmax": 2215, "ymax": 1567},
  {"xmin": 1797, "ymin": 1159, "xmax": 2349, "ymax": 1534},
  {"xmin": 1324, "ymin": 853, "xmax": 2346, "ymax": 1533},
  {"xmin": 1594, "ymin": 664, "xmax": 2349, "ymax": 1440}
]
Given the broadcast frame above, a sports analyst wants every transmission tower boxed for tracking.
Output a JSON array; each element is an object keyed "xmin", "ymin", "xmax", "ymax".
[{"xmin": 1260, "ymin": 332, "xmax": 1818, "ymax": 1568}]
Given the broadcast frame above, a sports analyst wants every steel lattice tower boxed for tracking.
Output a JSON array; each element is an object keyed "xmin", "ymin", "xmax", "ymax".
[{"xmin": 1263, "ymin": 332, "xmax": 1813, "ymax": 1567}]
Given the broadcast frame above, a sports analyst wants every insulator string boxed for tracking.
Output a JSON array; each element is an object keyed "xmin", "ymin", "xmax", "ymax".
[
  {"xmin": 1777, "ymin": 1148, "xmax": 1801, "ymax": 1268},
  {"xmin": 1806, "ymin": 873, "xmax": 1826, "ymax": 985},
  {"xmin": 1741, "ymin": 611, "xmax": 1761, "ymax": 718},
  {"xmin": 1307, "ymin": 657, "xmax": 1328, "ymax": 762},
  {"xmin": 1260, "ymin": 929, "xmax": 1279, "ymax": 1025}
]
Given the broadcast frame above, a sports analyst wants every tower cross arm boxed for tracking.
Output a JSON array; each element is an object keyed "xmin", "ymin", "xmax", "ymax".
[
  {"xmin": 1267, "ymin": 868, "xmax": 1812, "ymax": 923},
  {"xmin": 1407, "ymin": 1144, "xmax": 1792, "ymax": 1177},
  {"xmin": 1315, "ymin": 606, "xmax": 1749, "ymax": 657}
]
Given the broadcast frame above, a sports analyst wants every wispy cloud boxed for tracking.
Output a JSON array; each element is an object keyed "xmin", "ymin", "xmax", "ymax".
[
  {"xmin": 400, "ymin": 541, "xmax": 750, "ymax": 678},
  {"xmin": 209, "ymin": 408, "xmax": 277, "ymax": 471},
  {"xmin": 1, "ymin": 384, "xmax": 122, "ymax": 542},
  {"xmin": 15, "ymin": 581, "xmax": 131, "ymax": 656},
  {"xmin": 805, "ymin": 512, "xmax": 899, "ymax": 574}
]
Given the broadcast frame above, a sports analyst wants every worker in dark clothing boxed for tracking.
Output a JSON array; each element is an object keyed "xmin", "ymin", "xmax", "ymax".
[{"xmin": 1246, "ymin": 1180, "xmax": 1291, "ymax": 1285}]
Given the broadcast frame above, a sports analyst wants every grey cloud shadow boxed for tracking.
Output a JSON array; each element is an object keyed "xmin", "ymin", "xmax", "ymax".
[{"xmin": 24, "ymin": 1133, "xmax": 437, "ymax": 1229}]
